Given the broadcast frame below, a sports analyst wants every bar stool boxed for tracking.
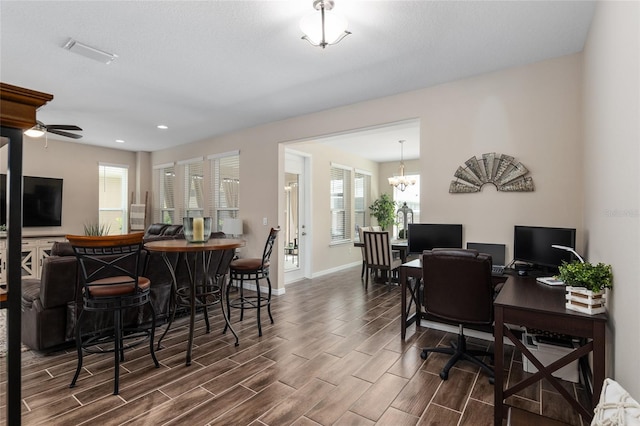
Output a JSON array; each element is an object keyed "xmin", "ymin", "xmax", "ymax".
[
  {"xmin": 224, "ymin": 227, "xmax": 280, "ymax": 337},
  {"xmin": 66, "ymin": 232, "xmax": 160, "ymax": 395}
]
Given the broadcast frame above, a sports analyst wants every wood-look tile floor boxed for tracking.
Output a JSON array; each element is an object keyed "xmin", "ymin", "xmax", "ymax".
[{"xmin": 2, "ymin": 266, "xmax": 590, "ymax": 425}]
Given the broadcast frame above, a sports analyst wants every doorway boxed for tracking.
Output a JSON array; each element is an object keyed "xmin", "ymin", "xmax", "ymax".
[{"xmin": 284, "ymin": 150, "xmax": 310, "ymax": 283}]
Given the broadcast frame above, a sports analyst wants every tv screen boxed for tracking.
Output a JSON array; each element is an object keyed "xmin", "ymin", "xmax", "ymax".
[
  {"xmin": 513, "ymin": 225, "xmax": 576, "ymax": 269},
  {"xmin": 1, "ymin": 174, "xmax": 63, "ymax": 227},
  {"xmin": 408, "ymin": 223, "xmax": 463, "ymax": 253}
]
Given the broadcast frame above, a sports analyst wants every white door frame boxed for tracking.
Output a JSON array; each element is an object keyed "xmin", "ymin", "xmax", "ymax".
[{"xmin": 284, "ymin": 149, "xmax": 311, "ymax": 283}]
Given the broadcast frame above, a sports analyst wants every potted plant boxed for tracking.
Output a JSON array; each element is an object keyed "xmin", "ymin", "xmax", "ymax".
[
  {"xmin": 369, "ymin": 194, "xmax": 396, "ymax": 231},
  {"xmin": 83, "ymin": 223, "xmax": 111, "ymax": 236},
  {"xmin": 558, "ymin": 261, "xmax": 613, "ymax": 315}
]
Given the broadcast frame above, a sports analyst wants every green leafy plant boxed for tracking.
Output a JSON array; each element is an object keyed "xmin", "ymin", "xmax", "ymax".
[
  {"xmin": 0, "ymin": 224, "xmax": 6, "ymax": 232},
  {"xmin": 557, "ymin": 261, "xmax": 613, "ymax": 292},
  {"xmin": 369, "ymin": 194, "xmax": 396, "ymax": 231},
  {"xmin": 83, "ymin": 223, "xmax": 111, "ymax": 236}
]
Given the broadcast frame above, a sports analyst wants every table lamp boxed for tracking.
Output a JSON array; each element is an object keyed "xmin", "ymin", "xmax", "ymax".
[
  {"xmin": 222, "ymin": 218, "xmax": 243, "ymax": 238},
  {"xmin": 551, "ymin": 244, "xmax": 585, "ymax": 263}
]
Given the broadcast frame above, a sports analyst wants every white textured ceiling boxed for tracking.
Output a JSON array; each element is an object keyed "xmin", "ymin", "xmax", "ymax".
[{"xmin": 0, "ymin": 1, "xmax": 595, "ymax": 161}]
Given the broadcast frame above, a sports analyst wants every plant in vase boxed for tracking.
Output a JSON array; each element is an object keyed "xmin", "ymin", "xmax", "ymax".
[
  {"xmin": 558, "ymin": 261, "xmax": 613, "ymax": 314},
  {"xmin": 369, "ymin": 194, "xmax": 396, "ymax": 231},
  {"xmin": 83, "ymin": 223, "xmax": 111, "ymax": 236}
]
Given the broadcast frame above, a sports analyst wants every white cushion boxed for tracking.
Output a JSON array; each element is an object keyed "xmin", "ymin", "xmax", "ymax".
[{"xmin": 592, "ymin": 378, "xmax": 640, "ymax": 425}]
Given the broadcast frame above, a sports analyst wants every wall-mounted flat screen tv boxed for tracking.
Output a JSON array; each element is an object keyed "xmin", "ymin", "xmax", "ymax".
[
  {"xmin": 513, "ymin": 225, "xmax": 576, "ymax": 270},
  {"xmin": 1, "ymin": 174, "xmax": 63, "ymax": 227},
  {"xmin": 408, "ymin": 223, "xmax": 463, "ymax": 253}
]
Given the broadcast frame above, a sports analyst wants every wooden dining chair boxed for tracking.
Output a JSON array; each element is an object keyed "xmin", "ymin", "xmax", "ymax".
[{"xmin": 362, "ymin": 231, "xmax": 403, "ymax": 291}]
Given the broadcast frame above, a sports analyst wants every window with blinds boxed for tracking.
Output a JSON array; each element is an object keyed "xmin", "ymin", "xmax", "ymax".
[
  {"xmin": 183, "ymin": 160, "xmax": 205, "ymax": 218},
  {"xmin": 209, "ymin": 151, "xmax": 240, "ymax": 232},
  {"xmin": 354, "ymin": 170, "xmax": 371, "ymax": 240},
  {"xmin": 153, "ymin": 164, "xmax": 175, "ymax": 224},
  {"xmin": 98, "ymin": 164, "xmax": 128, "ymax": 235},
  {"xmin": 330, "ymin": 164, "xmax": 352, "ymax": 243}
]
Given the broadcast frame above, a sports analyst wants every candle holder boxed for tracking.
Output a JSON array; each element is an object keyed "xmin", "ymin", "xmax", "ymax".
[{"xmin": 183, "ymin": 217, "xmax": 212, "ymax": 243}]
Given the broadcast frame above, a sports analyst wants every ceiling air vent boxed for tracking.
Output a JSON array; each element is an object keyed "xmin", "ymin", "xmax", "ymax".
[{"xmin": 63, "ymin": 38, "xmax": 118, "ymax": 64}]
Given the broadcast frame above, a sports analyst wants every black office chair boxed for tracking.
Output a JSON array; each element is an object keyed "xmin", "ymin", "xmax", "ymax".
[
  {"xmin": 67, "ymin": 232, "xmax": 160, "ymax": 395},
  {"xmin": 420, "ymin": 248, "xmax": 495, "ymax": 383},
  {"xmin": 224, "ymin": 227, "xmax": 280, "ymax": 337}
]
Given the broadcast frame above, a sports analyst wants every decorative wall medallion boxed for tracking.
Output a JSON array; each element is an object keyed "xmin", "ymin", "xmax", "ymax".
[{"xmin": 449, "ymin": 153, "xmax": 534, "ymax": 193}]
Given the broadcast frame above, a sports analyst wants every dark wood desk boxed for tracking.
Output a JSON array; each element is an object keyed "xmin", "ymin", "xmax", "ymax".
[
  {"xmin": 145, "ymin": 238, "xmax": 244, "ymax": 366},
  {"xmin": 494, "ymin": 276, "xmax": 607, "ymax": 425},
  {"xmin": 399, "ymin": 258, "xmax": 422, "ymax": 339}
]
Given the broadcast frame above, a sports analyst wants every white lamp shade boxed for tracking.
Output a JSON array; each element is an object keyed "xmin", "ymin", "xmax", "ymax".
[
  {"xmin": 300, "ymin": 10, "xmax": 348, "ymax": 45},
  {"xmin": 222, "ymin": 218, "xmax": 243, "ymax": 236}
]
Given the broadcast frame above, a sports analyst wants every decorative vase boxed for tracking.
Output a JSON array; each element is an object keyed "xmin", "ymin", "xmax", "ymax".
[
  {"xmin": 565, "ymin": 286, "xmax": 606, "ymax": 315},
  {"xmin": 183, "ymin": 217, "xmax": 212, "ymax": 243}
]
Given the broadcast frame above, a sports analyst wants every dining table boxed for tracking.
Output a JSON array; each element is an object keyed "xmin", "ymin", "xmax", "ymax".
[{"xmin": 144, "ymin": 238, "xmax": 244, "ymax": 366}]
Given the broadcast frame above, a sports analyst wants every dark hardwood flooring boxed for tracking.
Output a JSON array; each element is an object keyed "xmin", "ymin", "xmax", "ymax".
[{"xmin": 1, "ymin": 265, "xmax": 590, "ymax": 425}]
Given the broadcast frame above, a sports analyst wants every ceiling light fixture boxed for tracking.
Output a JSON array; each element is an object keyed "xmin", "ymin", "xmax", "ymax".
[
  {"xmin": 115, "ymin": 139, "xmax": 125, "ymax": 143},
  {"xmin": 24, "ymin": 122, "xmax": 46, "ymax": 138},
  {"xmin": 300, "ymin": 0, "xmax": 351, "ymax": 49},
  {"xmin": 63, "ymin": 38, "xmax": 118, "ymax": 64},
  {"xmin": 388, "ymin": 140, "xmax": 416, "ymax": 192},
  {"xmin": 157, "ymin": 124, "xmax": 168, "ymax": 130}
]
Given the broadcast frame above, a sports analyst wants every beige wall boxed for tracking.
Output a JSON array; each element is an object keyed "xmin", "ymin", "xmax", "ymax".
[
  {"xmin": 1, "ymin": 138, "xmax": 142, "ymax": 236},
  {"xmin": 582, "ymin": 1, "xmax": 639, "ymax": 397},
  {"xmin": 152, "ymin": 53, "xmax": 584, "ymax": 291}
]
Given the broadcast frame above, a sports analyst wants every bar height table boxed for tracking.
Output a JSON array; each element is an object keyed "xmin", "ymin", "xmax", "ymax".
[{"xmin": 145, "ymin": 238, "xmax": 244, "ymax": 366}]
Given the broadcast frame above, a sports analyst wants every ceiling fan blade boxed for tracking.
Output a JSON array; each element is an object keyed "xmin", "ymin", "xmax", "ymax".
[
  {"xmin": 46, "ymin": 124, "xmax": 83, "ymax": 131},
  {"xmin": 47, "ymin": 129, "xmax": 83, "ymax": 139}
]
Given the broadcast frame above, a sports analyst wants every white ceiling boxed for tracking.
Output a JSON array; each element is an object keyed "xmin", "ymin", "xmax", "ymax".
[{"xmin": 0, "ymin": 1, "xmax": 595, "ymax": 162}]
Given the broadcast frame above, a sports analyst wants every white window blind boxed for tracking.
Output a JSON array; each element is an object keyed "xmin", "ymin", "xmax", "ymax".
[
  {"xmin": 210, "ymin": 152, "xmax": 240, "ymax": 232},
  {"xmin": 98, "ymin": 164, "xmax": 128, "ymax": 235},
  {"xmin": 183, "ymin": 160, "xmax": 205, "ymax": 219},
  {"xmin": 354, "ymin": 170, "xmax": 371, "ymax": 240},
  {"xmin": 330, "ymin": 164, "xmax": 352, "ymax": 243},
  {"xmin": 153, "ymin": 164, "xmax": 175, "ymax": 224}
]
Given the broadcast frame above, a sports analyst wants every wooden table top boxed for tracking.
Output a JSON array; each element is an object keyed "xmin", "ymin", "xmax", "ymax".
[{"xmin": 144, "ymin": 238, "xmax": 245, "ymax": 253}]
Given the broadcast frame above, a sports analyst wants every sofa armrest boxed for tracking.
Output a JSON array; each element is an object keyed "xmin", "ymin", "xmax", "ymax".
[{"xmin": 39, "ymin": 256, "xmax": 77, "ymax": 309}]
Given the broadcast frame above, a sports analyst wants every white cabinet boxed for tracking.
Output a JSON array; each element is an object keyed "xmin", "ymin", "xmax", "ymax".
[{"xmin": 0, "ymin": 237, "xmax": 66, "ymax": 283}]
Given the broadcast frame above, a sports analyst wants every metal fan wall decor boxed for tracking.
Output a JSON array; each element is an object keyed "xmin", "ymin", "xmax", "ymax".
[{"xmin": 449, "ymin": 153, "xmax": 534, "ymax": 193}]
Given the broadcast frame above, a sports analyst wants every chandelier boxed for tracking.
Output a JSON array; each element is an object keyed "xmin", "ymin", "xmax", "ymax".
[
  {"xmin": 388, "ymin": 140, "xmax": 416, "ymax": 192},
  {"xmin": 300, "ymin": 0, "xmax": 351, "ymax": 49}
]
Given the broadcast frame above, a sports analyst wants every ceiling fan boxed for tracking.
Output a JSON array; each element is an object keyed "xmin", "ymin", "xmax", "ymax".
[{"xmin": 24, "ymin": 120, "xmax": 83, "ymax": 139}]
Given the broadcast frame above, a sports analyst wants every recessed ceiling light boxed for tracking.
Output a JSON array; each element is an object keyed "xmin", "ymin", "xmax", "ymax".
[
  {"xmin": 115, "ymin": 139, "xmax": 125, "ymax": 143},
  {"xmin": 157, "ymin": 124, "xmax": 168, "ymax": 130}
]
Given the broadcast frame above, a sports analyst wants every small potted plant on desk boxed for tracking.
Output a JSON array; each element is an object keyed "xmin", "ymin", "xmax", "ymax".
[{"xmin": 558, "ymin": 261, "xmax": 613, "ymax": 315}]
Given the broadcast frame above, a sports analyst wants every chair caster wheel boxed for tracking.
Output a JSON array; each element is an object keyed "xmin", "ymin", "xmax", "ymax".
[
  {"xmin": 489, "ymin": 376, "xmax": 495, "ymax": 385},
  {"xmin": 439, "ymin": 371, "xmax": 449, "ymax": 380},
  {"xmin": 420, "ymin": 351, "xmax": 428, "ymax": 360}
]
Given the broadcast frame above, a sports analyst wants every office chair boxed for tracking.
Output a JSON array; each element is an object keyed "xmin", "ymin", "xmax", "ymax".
[
  {"xmin": 420, "ymin": 248, "xmax": 495, "ymax": 383},
  {"xmin": 66, "ymin": 232, "xmax": 160, "ymax": 395}
]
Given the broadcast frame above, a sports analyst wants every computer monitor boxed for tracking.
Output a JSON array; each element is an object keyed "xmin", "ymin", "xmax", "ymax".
[
  {"xmin": 513, "ymin": 225, "xmax": 576, "ymax": 271},
  {"xmin": 408, "ymin": 223, "xmax": 463, "ymax": 254},
  {"xmin": 466, "ymin": 242, "xmax": 506, "ymax": 267}
]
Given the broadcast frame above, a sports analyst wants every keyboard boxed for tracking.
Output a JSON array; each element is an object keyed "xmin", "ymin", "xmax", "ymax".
[{"xmin": 492, "ymin": 265, "xmax": 505, "ymax": 275}]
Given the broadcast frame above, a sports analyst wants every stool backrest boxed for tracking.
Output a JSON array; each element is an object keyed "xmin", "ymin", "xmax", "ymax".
[
  {"xmin": 66, "ymin": 232, "xmax": 146, "ymax": 294},
  {"xmin": 261, "ymin": 227, "xmax": 280, "ymax": 268}
]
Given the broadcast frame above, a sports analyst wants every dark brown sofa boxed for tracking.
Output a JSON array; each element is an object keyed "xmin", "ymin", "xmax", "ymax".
[{"xmin": 21, "ymin": 224, "xmax": 230, "ymax": 352}]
